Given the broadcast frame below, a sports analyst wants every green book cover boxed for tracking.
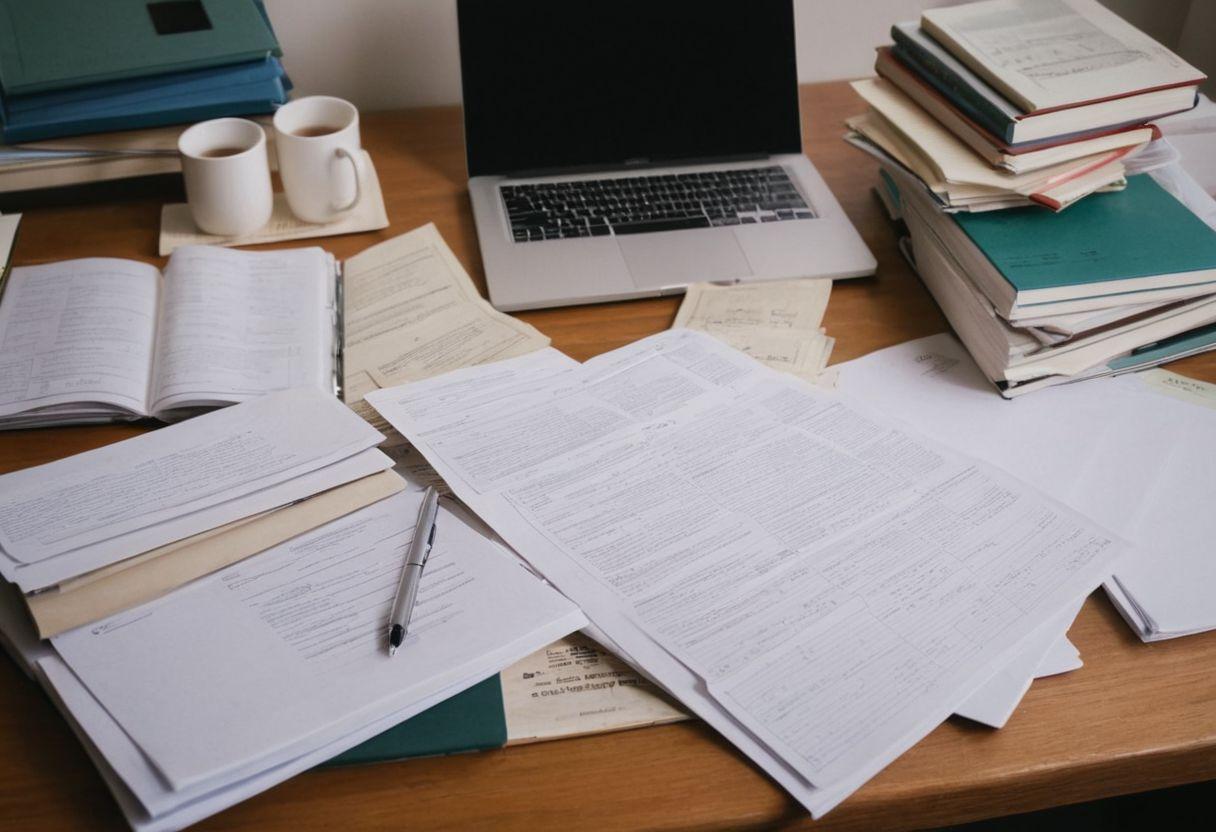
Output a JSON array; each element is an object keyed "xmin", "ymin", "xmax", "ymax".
[
  {"xmin": 323, "ymin": 675, "xmax": 508, "ymax": 767},
  {"xmin": 0, "ymin": 0, "xmax": 280, "ymax": 95},
  {"xmin": 952, "ymin": 176, "xmax": 1216, "ymax": 296}
]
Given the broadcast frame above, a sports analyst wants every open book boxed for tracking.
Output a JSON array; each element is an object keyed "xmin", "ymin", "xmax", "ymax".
[{"xmin": 0, "ymin": 245, "xmax": 339, "ymax": 428}]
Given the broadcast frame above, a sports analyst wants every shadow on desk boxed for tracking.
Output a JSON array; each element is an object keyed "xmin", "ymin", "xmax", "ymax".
[{"xmin": 940, "ymin": 779, "xmax": 1213, "ymax": 832}]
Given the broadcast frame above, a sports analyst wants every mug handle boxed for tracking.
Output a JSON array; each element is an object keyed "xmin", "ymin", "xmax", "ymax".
[{"xmin": 333, "ymin": 147, "xmax": 368, "ymax": 212}]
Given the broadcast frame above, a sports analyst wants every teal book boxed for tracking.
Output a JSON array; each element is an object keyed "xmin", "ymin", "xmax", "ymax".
[
  {"xmin": 0, "ymin": 0, "xmax": 281, "ymax": 95},
  {"xmin": 952, "ymin": 176, "xmax": 1216, "ymax": 310},
  {"xmin": 323, "ymin": 675, "xmax": 508, "ymax": 766}
]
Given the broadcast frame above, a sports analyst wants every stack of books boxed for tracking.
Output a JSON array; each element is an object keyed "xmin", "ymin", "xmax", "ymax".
[
  {"xmin": 0, "ymin": 0, "xmax": 288, "ymax": 194},
  {"xmin": 850, "ymin": 0, "xmax": 1216, "ymax": 397},
  {"xmin": 848, "ymin": 0, "xmax": 1206, "ymax": 212}
]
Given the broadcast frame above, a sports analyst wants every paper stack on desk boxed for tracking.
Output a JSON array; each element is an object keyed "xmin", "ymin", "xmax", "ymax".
[
  {"xmin": 367, "ymin": 329, "xmax": 1127, "ymax": 816},
  {"xmin": 0, "ymin": 387, "xmax": 401, "ymax": 633},
  {"xmin": 834, "ymin": 333, "xmax": 1216, "ymax": 643},
  {"xmin": 1, "ymin": 491, "xmax": 584, "ymax": 831}
]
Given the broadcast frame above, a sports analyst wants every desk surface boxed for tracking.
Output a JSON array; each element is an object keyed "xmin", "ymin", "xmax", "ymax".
[{"xmin": 2, "ymin": 81, "xmax": 1215, "ymax": 832}]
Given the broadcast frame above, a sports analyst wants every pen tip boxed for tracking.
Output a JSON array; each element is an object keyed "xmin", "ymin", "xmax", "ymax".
[{"xmin": 389, "ymin": 645, "xmax": 397, "ymax": 656}]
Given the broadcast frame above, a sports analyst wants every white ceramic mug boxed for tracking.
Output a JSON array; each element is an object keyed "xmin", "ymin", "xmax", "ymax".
[
  {"xmin": 177, "ymin": 118, "xmax": 274, "ymax": 236},
  {"xmin": 273, "ymin": 96, "xmax": 370, "ymax": 224}
]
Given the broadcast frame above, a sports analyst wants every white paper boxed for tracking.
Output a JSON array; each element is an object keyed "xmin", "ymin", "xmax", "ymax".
[
  {"xmin": 954, "ymin": 600, "xmax": 1084, "ymax": 728},
  {"xmin": 835, "ymin": 333, "xmax": 1216, "ymax": 640},
  {"xmin": 51, "ymin": 491, "xmax": 585, "ymax": 795},
  {"xmin": 0, "ymin": 387, "xmax": 383, "ymax": 590},
  {"xmin": 0, "ymin": 258, "xmax": 160, "ymax": 418},
  {"xmin": 368, "ymin": 329, "xmax": 1126, "ymax": 813},
  {"xmin": 150, "ymin": 246, "xmax": 335, "ymax": 414}
]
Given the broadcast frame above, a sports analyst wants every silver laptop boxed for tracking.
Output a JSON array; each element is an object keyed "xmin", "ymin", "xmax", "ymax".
[{"xmin": 457, "ymin": 0, "xmax": 876, "ymax": 312}]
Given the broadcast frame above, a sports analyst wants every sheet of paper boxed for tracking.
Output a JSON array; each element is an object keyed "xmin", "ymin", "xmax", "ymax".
[
  {"xmin": 368, "ymin": 329, "xmax": 1126, "ymax": 814},
  {"xmin": 36, "ymin": 656, "xmax": 471, "ymax": 832},
  {"xmin": 149, "ymin": 246, "xmax": 336, "ymax": 414},
  {"xmin": 26, "ymin": 469, "xmax": 406, "ymax": 638},
  {"xmin": 341, "ymin": 223, "xmax": 550, "ymax": 439},
  {"xmin": 0, "ymin": 258, "xmax": 160, "ymax": 418},
  {"xmin": 835, "ymin": 333, "xmax": 1216, "ymax": 640},
  {"xmin": 954, "ymin": 600, "xmax": 1084, "ymax": 728},
  {"xmin": 0, "ymin": 387, "xmax": 383, "ymax": 590},
  {"xmin": 51, "ymin": 490, "xmax": 586, "ymax": 794},
  {"xmin": 0, "ymin": 580, "xmax": 50, "ymax": 676},
  {"xmin": 1037, "ymin": 636, "xmax": 1082, "ymax": 677},
  {"xmin": 674, "ymin": 280, "xmax": 834, "ymax": 381},
  {"xmin": 158, "ymin": 151, "xmax": 388, "ymax": 255},
  {"xmin": 501, "ymin": 631, "xmax": 688, "ymax": 744}
]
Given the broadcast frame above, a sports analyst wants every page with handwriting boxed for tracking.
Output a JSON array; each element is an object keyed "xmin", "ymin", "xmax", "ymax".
[
  {"xmin": 367, "ymin": 329, "xmax": 1125, "ymax": 813},
  {"xmin": 149, "ymin": 246, "xmax": 335, "ymax": 416},
  {"xmin": 0, "ymin": 258, "xmax": 160, "ymax": 420}
]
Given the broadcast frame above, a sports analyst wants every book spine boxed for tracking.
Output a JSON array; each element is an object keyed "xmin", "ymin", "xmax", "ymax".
[{"xmin": 889, "ymin": 29, "xmax": 1016, "ymax": 144}]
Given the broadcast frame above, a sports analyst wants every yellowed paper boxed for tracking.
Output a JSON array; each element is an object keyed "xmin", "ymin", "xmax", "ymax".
[
  {"xmin": 1137, "ymin": 369, "xmax": 1216, "ymax": 411},
  {"xmin": 26, "ymin": 470, "xmax": 405, "ymax": 638},
  {"xmin": 341, "ymin": 223, "xmax": 549, "ymax": 436},
  {"xmin": 674, "ymin": 280, "xmax": 834, "ymax": 381},
  {"xmin": 501, "ymin": 632, "xmax": 688, "ymax": 745},
  {"xmin": 158, "ymin": 151, "xmax": 388, "ymax": 255}
]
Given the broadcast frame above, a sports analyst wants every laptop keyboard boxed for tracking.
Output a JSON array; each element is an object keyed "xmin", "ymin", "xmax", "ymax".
[{"xmin": 502, "ymin": 165, "xmax": 814, "ymax": 242}]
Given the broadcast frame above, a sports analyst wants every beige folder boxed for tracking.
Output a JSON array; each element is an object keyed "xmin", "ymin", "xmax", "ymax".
[{"xmin": 26, "ymin": 469, "xmax": 406, "ymax": 638}]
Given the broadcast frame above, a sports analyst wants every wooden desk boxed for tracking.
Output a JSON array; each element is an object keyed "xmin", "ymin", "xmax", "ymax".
[{"xmin": 2, "ymin": 81, "xmax": 1214, "ymax": 832}]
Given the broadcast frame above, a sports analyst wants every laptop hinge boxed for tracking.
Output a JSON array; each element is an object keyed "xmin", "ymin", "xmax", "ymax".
[{"xmin": 500, "ymin": 153, "xmax": 772, "ymax": 180}]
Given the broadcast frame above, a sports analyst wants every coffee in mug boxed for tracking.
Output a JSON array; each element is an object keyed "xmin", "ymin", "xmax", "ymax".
[
  {"xmin": 178, "ymin": 118, "xmax": 273, "ymax": 236},
  {"xmin": 273, "ymin": 96, "xmax": 369, "ymax": 224}
]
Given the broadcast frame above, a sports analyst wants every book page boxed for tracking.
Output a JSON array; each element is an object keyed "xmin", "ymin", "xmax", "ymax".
[
  {"xmin": 922, "ymin": 0, "xmax": 1204, "ymax": 112},
  {"xmin": 149, "ymin": 245, "xmax": 335, "ymax": 416},
  {"xmin": 342, "ymin": 223, "xmax": 549, "ymax": 439},
  {"xmin": 367, "ymin": 329, "xmax": 1125, "ymax": 811},
  {"xmin": 0, "ymin": 258, "xmax": 160, "ymax": 418}
]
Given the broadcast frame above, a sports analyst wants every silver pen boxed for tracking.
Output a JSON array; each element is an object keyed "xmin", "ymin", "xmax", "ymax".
[{"xmin": 387, "ymin": 486, "xmax": 440, "ymax": 656}]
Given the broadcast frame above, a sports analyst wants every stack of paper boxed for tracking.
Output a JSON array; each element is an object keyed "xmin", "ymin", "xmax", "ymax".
[
  {"xmin": 0, "ymin": 387, "xmax": 401, "ymax": 634},
  {"xmin": 673, "ymin": 279, "xmax": 835, "ymax": 384},
  {"xmin": 1, "ymin": 490, "xmax": 584, "ymax": 830},
  {"xmin": 367, "ymin": 329, "xmax": 1125, "ymax": 816},
  {"xmin": 834, "ymin": 333, "xmax": 1216, "ymax": 642}
]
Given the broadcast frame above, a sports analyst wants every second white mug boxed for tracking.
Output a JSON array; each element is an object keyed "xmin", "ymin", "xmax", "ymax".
[{"xmin": 273, "ymin": 96, "xmax": 370, "ymax": 224}]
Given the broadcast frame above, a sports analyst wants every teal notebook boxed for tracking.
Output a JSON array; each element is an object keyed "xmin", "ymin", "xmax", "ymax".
[
  {"xmin": 323, "ymin": 675, "xmax": 508, "ymax": 766},
  {"xmin": 952, "ymin": 176, "xmax": 1216, "ymax": 307},
  {"xmin": 0, "ymin": 0, "xmax": 280, "ymax": 95}
]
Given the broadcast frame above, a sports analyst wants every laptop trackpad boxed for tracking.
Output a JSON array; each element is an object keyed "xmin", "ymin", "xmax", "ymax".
[{"xmin": 619, "ymin": 230, "xmax": 753, "ymax": 289}]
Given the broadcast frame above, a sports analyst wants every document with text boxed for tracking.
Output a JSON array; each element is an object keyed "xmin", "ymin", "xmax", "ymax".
[{"xmin": 368, "ymin": 329, "xmax": 1126, "ymax": 814}]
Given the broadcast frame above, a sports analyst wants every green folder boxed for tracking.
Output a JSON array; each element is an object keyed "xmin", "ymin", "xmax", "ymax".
[
  {"xmin": 323, "ymin": 675, "xmax": 509, "ymax": 766},
  {"xmin": 951, "ymin": 176, "xmax": 1216, "ymax": 303},
  {"xmin": 0, "ymin": 0, "xmax": 281, "ymax": 95}
]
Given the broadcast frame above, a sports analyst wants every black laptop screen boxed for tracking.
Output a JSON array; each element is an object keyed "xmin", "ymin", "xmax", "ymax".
[{"xmin": 457, "ymin": 0, "xmax": 803, "ymax": 178}]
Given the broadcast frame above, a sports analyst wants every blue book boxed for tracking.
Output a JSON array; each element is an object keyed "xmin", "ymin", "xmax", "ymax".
[
  {"xmin": 0, "ymin": 77, "xmax": 288, "ymax": 143},
  {"xmin": 4, "ymin": 58, "xmax": 285, "ymax": 115}
]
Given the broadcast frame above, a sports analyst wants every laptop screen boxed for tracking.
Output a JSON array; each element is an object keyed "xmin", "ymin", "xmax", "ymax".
[{"xmin": 457, "ymin": 0, "xmax": 803, "ymax": 178}]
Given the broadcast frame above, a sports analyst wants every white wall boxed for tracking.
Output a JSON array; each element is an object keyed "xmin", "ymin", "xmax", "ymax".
[{"xmin": 263, "ymin": 0, "xmax": 1214, "ymax": 111}]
